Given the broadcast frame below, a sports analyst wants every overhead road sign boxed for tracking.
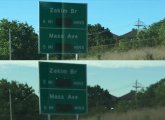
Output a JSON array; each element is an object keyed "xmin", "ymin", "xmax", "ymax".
[
  {"xmin": 39, "ymin": 2, "xmax": 87, "ymax": 54},
  {"xmin": 39, "ymin": 62, "xmax": 87, "ymax": 115}
]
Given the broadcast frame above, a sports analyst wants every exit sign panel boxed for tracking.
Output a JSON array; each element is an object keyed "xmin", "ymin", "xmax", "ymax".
[
  {"xmin": 39, "ymin": 62, "xmax": 86, "ymax": 89},
  {"xmin": 40, "ymin": 29, "xmax": 87, "ymax": 53},
  {"xmin": 40, "ymin": 2, "xmax": 87, "ymax": 29},
  {"xmin": 40, "ymin": 89, "xmax": 87, "ymax": 114}
]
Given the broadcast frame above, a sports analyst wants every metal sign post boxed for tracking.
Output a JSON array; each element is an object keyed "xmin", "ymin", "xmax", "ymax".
[
  {"xmin": 46, "ymin": 54, "xmax": 49, "ymax": 60},
  {"xmin": 75, "ymin": 54, "xmax": 79, "ymax": 60},
  {"xmin": 48, "ymin": 114, "xmax": 51, "ymax": 120},
  {"xmin": 76, "ymin": 114, "xmax": 79, "ymax": 120}
]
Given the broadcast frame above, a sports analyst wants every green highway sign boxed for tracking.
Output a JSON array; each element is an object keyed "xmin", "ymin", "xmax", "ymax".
[
  {"xmin": 40, "ymin": 29, "xmax": 87, "ymax": 53},
  {"xmin": 39, "ymin": 2, "xmax": 87, "ymax": 54},
  {"xmin": 39, "ymin": 62, "xmax": 87, "ymax": 115},
  {"xmin": 39, "ymin": 2, "xmax": 87, "ymax": 29},
  {"xmin": 40, "ymin": 89, "xmax": 87, "ymax": 114},
  {"xmin": 39, "ymin": 62, "xmax": 86, "ymax": 89}
]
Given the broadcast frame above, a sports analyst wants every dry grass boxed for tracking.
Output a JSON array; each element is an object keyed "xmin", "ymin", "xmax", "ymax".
[
  {"xmin": 82, "ymin": 46, "xmax": 165, "ymax": 60},
  {"xmin": 81, "ymin": 107, "xmax": 165, "ymax": 120}
]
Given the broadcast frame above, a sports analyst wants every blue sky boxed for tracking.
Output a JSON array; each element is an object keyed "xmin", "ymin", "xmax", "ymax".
[
  {"xmin": 0, "ymin": 0, "xmax": 165, "ymax": 35},
  {"xmin": 0, "ymin": 60, "xmax": 165, "ymax": 97}
]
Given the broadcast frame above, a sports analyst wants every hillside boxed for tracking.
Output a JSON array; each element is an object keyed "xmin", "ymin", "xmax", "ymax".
[
  {"xmin": 82, "ymin": 78, "xmax": 165, "ymax": 120},
  {"xmin": 86, "ymin": 78, "xmax": 165, "ymax": 118},
  {"xmin": 1, "ymin": 18, "xmax": 165, "ymax": 60},
  {"xmin": 115, "ymin": 78, "xmax": 165, "ymax": 112},
  {"xmin": 119, "ymin": 29, "xmax": 137, "ymax": 39},
  {"xmin": 80, "ymin": 18, "xmax": 165, "ymax": 60},
  {"xmin": 1, "ymin": 77, "xmax": 165, "ymax": 120},
  {"xmin": 118, "ymin": 90, "xmax": 135, "ymax": 101},
  {"xmin": 82, "ymin": 106, "xmax": 165, "ymax": 120}
]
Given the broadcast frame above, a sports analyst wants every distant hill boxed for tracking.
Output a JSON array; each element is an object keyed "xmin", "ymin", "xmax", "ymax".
[
  {"xmin": 118, "ymin": 90, "xmax": 135, "ymax": 101},
  {"xmin": 115, "ymin": 78, "xmax": 165, "ymax": 112},
  {"xmin": 112, "ymin": 33, "xmax": 119, "ymax": 39},
  {"xmin": 119, "ymin": 29, "xmax": 137, "ymax": 39}
]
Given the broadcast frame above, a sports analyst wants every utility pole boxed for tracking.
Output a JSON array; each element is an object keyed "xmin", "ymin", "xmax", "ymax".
[
  {"xmin": 9, "ymin": 89, "xmax": 12, "ymax": 120},
  {"xmin": 88, "ymin": 30, "xmax": 108, "ymax": 60},
  {"xmin": 133, "ymin": 80, "xmax": 141, "ymax": 108},
  {"xmin": 9, "ymin": 29, "xmax": 11, "ymax": 60},
  {"xmin": 134, "ymin": 18, "xmax": 145, "ymax": 33}
]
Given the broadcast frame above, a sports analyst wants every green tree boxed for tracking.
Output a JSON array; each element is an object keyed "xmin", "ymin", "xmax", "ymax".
[
  {"xmin": 136, "ymin": 18, "xmax": 165, "ymax": 48},
  {"xmin": 88, "ymin": 24, "xmax": 115, "ymax": 47},
  {"xmin": 154, "ymin": 79, "xmax": 165, "ymax": 106},
  {"xmin": 159, "ymin": 22, "xmax": 165, "ymax": 45},
  {"xmin": 0, "ymin": 79, "xmax": 45, "ymax": 120},
  {"xmin": 0, "ymin": 19, "xmax": 40, "ymax": 60},
  {"xmin": 137, "ymin": 78, "xmax": 165, "ymax": 108},
  {"xmin": 118, "ymin": 38, "xmax": 132, "ymax": 51},
  {"xmin": 88, "ymin": 85, "xmax": 116, "ymax": 111},
  {"xmin": 116, "ymin": 100, "xmax": 131, "ymax": 112}
]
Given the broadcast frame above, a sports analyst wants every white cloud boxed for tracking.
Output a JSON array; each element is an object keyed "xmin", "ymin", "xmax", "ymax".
[
  {"xmin": 85, "ymin": 60, "xmax": 165, "ymax": 69},
  {"xmin": 0, "ymin": 61, "xmax": 38, "ymax": 68},
  {"xmin": 57, "ymin": 60, "xmax": 165, "ymax": 69},
  {"xmin": 0, "ymin": 60, "xmax": 165, "ymax": 69}
]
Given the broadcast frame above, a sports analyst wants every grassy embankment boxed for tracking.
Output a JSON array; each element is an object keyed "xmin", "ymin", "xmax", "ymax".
[
  {"xmin": 82, "ymin": 107, "xmax": 165, "ymax": 120},
  {"xmin": 80, "ymin": 46, "xmax": 165, "ymax": 60}
]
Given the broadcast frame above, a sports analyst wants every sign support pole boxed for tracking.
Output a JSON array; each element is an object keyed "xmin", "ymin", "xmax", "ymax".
[
  {"xmin": 46, "ymin": 51, "xmax": 50, "ymax": 119},
  {"xmin": 76, "ymin": 114, "xmax": 79, "ymax": 120},
  {"xmin": 48, "ymin": 114, "xmax": 51, "ymax": 120},
  {"xmin": 75, "ymin": 54, "xmax": 79, "ymax": 60},
  {"xmin": 46, "ymin": 54, "xmax": 49, "ymax": 60}
]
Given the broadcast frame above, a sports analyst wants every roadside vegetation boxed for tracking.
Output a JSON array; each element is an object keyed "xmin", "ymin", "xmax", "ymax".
[
  {"xmin": 83, "ymin": 107, "xmax": 165, "ymax": 120},
  {"xmin": 1, "ymin": 78, "xmax": 165, "ymax": 120},
  {"xmin": 1, "ymin": 18, "xmax": 165, "ymax": 60},
  {"xmin": 82, "ymin": 46, "xmax": 165, "ymax": 60}
]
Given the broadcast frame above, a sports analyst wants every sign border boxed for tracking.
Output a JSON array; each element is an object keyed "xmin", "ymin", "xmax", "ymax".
[
  {"xmin": 38, "ymin": 1, "xmax": 88, "ymax": 54},
  {"xmin": 39, "ymin": 61, "xmax": 88, "ymax": 115}
]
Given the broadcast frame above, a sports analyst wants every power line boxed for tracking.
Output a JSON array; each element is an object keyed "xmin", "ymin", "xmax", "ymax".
[
  {"xmin": 89, "ymin": 37, "xmax": 161, "ymax": 49},
  {"xmin": 109, "ymin": 83, "xmax": 133, "ymax": 92},
  {"xmin": 133, "ymin": 80, "xmax": 142, "ymax": 108},
  {"xmin": 135, "ymin": 18, "xmax": 145, "ymax": 32},
  {"xmin": 133, "ymin": 80, "xmax": 142, "ymax": 93}
]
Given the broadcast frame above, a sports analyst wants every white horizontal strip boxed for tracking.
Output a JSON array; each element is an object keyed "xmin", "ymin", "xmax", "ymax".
[
  {"xmin": 40, "ymin": 27, "xmax": 87, "ymax": 30},
  {"xmin": 40, "ymin": 88, "xmax": 86, "ymax": 91}
]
